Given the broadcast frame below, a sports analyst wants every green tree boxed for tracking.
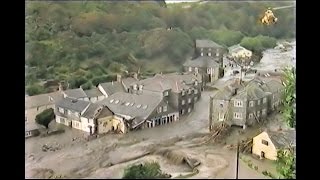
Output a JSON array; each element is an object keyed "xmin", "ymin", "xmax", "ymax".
[
  {"xmin": 276, "ymin": 148, "xmax": 296, "ymax": 179},
  {"xmin": 26, "ymin": 84, "xmax": 46, "ymax": 96},
  {"xmin": 35, "ymin": 108, "xmax": 55, "ymax": 129},
  {"xmin": 122, "ymin": 161, "xmax": 171, "ymax": 179},
  {"xmin": 282, "ymin": 67, "xmax": 296, "ymax": 128}
]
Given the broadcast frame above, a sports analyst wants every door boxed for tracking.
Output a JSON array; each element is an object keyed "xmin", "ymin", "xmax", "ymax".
[{"xmin": 261, "ymin": 151, "xmax": 265, "ymax": 159}]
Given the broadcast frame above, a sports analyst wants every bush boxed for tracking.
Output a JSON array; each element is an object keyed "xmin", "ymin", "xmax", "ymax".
[
  {"xmin": 122, "ymin": 161, "xmax": 171, "ymax": 179},
  {"xmin": 35, "ymin": 108, "xmax": 55, "ymax": 129}
]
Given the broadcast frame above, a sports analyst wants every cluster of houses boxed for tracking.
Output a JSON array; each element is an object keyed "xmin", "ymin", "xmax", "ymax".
[{"xmin": 26, "ymin": 39, "xmax": 294, "ymax": 161}]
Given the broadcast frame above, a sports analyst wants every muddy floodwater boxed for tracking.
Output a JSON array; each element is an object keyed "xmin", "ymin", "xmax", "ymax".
[{"xmin": 25, "ymin": 41, "xmax": 295, "ymax": 179}]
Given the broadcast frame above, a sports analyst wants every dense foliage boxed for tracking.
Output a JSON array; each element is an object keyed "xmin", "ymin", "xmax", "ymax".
[
  {"xmin": 281, "ymin": 67, "xmax": 296, "ymax": 128},
  {"xmin": 35, "ymin": 108, "xmax": 55, "ymax": 128},
  {"xmin": 26, "ymin": 1, "xmax": 295, "ymax": 95},
  {"xmin": 122, "ymin": 162, "xmax": 170, "ymax": 179},
  {"xmin": 276, "ymin": 148, "xmax": 296, "ymax": 179}
]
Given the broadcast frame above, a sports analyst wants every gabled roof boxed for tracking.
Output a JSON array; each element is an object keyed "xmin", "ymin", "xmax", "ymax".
[
  {"xmin": 139, "ymin": 74, "xmax": 172, "ymax": 93},
  {"xmin": 56, "ymin": 97, "xmax": 90, "ymax": 113},
  {"xmin": 63, "ymin": 88, "xmax": 87, "ymax": 99},
  {"xmin": 196, "ymin": 39, "xmax": 223, "ymax": 49},
  {"xmin": 99, "ymin": 82, "xmax": 125, "ymax": 95},
  {"xmin": 164, "ymin": 72, "xmax": 202, "ymax": 84},
  {"xmin": 122, "ymin": 77, "xmax": 139, "ymax": 90},
  {"xmin": 81, "ymin": 103, "xmax": 103, "ymax": 119},
  {"xmin": 232, "ymin": 80, "xmax": 267, "ymax": 100},
  {"xmin": 266, "ymin": 129, "xmax": 296, "ymax": 149},
  {"xmin": 260, "ymin": 79, "xmax": 284, "ymax": 93},
  {"xmin": 97, "ymin": 92, "xmax": 163, "ymax": 120},
  {"xmin": 25, "ymin": 91, "xmax": 63, "ymax": 109},
  {"xmin": 96, "ymin": 106, "xmax": 114, "ymax": 119},
  {"xmin": 84, "ymin": 88, "xmax": 103, "ymax": 98},
  {"xmin": 183, "ymin": 56, "xmax": 220, "ymax": 68}
]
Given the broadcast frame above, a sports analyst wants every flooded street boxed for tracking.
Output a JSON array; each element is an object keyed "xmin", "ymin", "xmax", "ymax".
[{"xmin": 25, "ymin": 41, "xmax": 295, "ymax": 179}]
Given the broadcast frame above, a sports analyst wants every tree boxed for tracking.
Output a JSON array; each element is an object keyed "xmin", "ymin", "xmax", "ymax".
[
  {"xmin": 27, "ymin": 84, "xmax": 46, "ymax": 96},
  {"xmin": 276, "ymin": 147, "xmax": 296, "ymax": 179},
  {"xmin": 282, "ymin": 67, "xmax": 296, "ymax": 128},
  {"xmin": 35, "ymin": 108, "xmax": 55, "ymax": 129},
  {"xmin": 122, "ymin": 161, "xmax": 171, "ymax": 179}
]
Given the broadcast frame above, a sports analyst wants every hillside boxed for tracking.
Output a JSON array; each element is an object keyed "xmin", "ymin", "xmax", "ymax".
[{"xmin": 25, "ymin": 1, "xmax": 295, "ymax": 95}]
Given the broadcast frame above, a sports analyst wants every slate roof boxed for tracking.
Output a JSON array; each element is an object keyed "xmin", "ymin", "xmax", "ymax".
[
  {"xmin": 25, "ymin": 91, "xmax": 63, "ymax": 109},
  {"xmin": 228, "ymin": 44, "xmax": 250, "ymax": 54},
  {"xmin": 56, "ymin": 97, "xmax": 90, "ymax": 113},
  {"xmin": 164, "ymin": 72, "xmax": 202, "ymax": 84},
  {"xmin": 99, "ymin": 82, "xmax": 125, "ymax": 95},
  {"xmin": 267, "ymin": 129, "xmax": 296, "ymax": 149},
  {"xmin": 122, "ymin": 77, "xmax": 139, "ymax": 90},
  {"xmin": 96, "ymin": 106, "xmax": 114, "ymax": 119},
  {"xmin": 63, "ymin": 88, "xmax": 87, "ymax": 99},
  {"xmin": 139, "ymin": 74, "xmax": 193, "ymax": 93},
  {"xmin": 84, "ymin": 88, "xmax": 104, "ymax": 98},
  {"xmin": 81, "ymin": 103, "xmax": 103, "ymax": 119},
  {"xmin": 183, "ymin": 56, "xmax": 220, "ymax": 68},
  {"xmin": 98, "ymin": 92, "xmax": 163, "ymax": 120},
  {"xmin": 196, "ymin": 39, "xmax": 223, "ymax": 49},
  {"xmin": 233, "ymin": 80, "xmax": 267, "ymax": 100},
  {"xmin": 260, "ymin": 79, "xmax": 284, "ymax": 93}
]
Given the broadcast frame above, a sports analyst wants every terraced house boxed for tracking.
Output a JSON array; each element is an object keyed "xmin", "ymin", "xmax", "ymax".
[
  {"xmin": 98, "ymin": 92, "xmax": 179, "ymax": 130},
  {"xmin": 209, "ymin": 77, "xmax": 284, "ymax": 130},
  {"xmin": 126, "ymin": 73, "xmax": 202, "ymax": 116}
]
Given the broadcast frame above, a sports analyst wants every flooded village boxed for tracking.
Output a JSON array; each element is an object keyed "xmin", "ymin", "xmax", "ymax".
[{"xmin": 25, "ymin": 38, "xmax": 296, "ymax": 179}]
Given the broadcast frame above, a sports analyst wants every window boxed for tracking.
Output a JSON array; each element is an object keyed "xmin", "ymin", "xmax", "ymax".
[
  {"xmin": 59, "ymin": 107, "xmax": 64, "ymax": 114},
  {"xmin": 216, "ymin": 52, "xmax": 220, "ymax": 57},
  {"xmin": 201, "ymin": 52, "xmax": 204, "ymax": 56},
  {"xmin": 257, "ymin": 111, "xmax": 260, "ymax": 117},
  {"xmin": 208, "ymin": 52, "xmax": 212, "ymax": 56},
  {"xmin": 125, "ymin": 102, "xmax": 130, "ymax": 106},
  {"xmin": 182, "ymin": 100, "xmax": 185, "ymax": 105},
  {"xmin": 194, "ymin": 97, "xmax": 198, "ymax": 101},
  {"xmin": 195, "ymin": 81, "xmax": 198, "ymax": 86},
  {"xmin": 110, "ymin": 99, "xmax": 114, "ymax": 103},
  {"xmin": 257, "ymin": 100, "xmax": 261, "ymax": 105},
  {"xmin": 137, "ymin": 104, "xmax": 142, "ymax": 108},
  {"xmin": 182, "ymin": 90, "xmax": 185, "ymax": 96},
  {"xmin": 68, "ymin": 110, "xmax": 71, "ymax": 115},
  {"xmin": 234, "ymin": 100, "xmax": 243, "ymax": 107},
  {"xmin": 115, "ymin": 100, "xmax": 120, "ymax": 104},
  {"xmin": 158, "ymin": 107, "xmax": 162, "ymax": 113},
  {"xmin": 248, "ymin": 113, "xmax": 253, "ymax": 119},
  {"xmin": 139, "ymin": 85, "xmax": 143, "ymax": 91},
  {"xmin": 181, "ymin": 109, "xmax": 185, "ymax": 115},
  {"xmin": 273, "ymin": 94, "xmax": 275, "ymax": 99},
  {"xmin": 188, "ymin": 98, "xmax": 192, "ymax": 103},
  {"xmin": 194, "ymin": 89, "xmax": 198, "ymax": 94},
  {"xmin": 262, "ymin": 109, "xmax": 267, "ymax": 115},
  {"xmin": 163, "ymin": 106, "xmax": 167, "ymax": 112},
  {"xmin": 262, "ymin": 140, "xmax": 269, "ymax": 146},
  {"xmin": 249, "ymin": 101, "xmax": 254, "ymax": 107},
  {"xmin": 189, "ymin": 67, "xmax": 192, "ymax": 72},
  {"xmin": 188, "ymin": 107, "xmax": 191, "ymax": 113},
  {"xmin": 263, "ymin": 97, "xmax": 267, "ymax": 104},
  {"xmin": 133, "ymin": 84, "xmax": 137, "ymax": 90},
  {"xmin": 164, "ymin": 91, "xmax": 169, "ymax": 96},
  {"xmin": 188, "ymin": 89, "xmax": 192, "ymax": 94},
  {"xmin": 233, "ymin": 112, "xmax": 243, "ymax": 119}
]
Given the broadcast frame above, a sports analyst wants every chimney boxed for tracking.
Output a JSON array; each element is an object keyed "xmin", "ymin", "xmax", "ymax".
[{"xmin": 117, "ymin": 74, "xmax": 122, "ymax": 83}]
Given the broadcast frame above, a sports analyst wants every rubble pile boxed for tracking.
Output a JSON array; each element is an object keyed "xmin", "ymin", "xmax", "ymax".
[
  {"xmin": 225, "ymin": 138, "xmax": 253, "ymax": 154},
  {"xmin": 42, "ymin": 142, "xmax": 62, "ymax": 152},
  {"xmin": 206, "ymin": 122, "xmax": 231, "ymax": 144}
]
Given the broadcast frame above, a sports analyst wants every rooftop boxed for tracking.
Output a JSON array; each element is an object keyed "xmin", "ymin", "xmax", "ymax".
[
  {"xmin": 267, "ymin": 129, "xmax": 296, "ymax": 149},
  {"xmin": 84, "ymin": 88, "xmax": 103, "ymax": 98},
  {"xmin": 25, "ymin": 91, "xmax": 63, "ymax": 109},
  {"xmin": 183, "ymin": 56, "xmax": 220, "ymax": 68},
  {"xmin": 196, "ymin": 39, "xmax": 224, "ymax": 49},
  {"xmin": 98, "ymin": 92, "xmax": 163, "ymax": 120},
  {"xmin": 56, "ymin": 97, "xmax": 90, "ymax": 113},
  {"xmin": 99, "ymin": 82, "xmax": 125, "ymax": 95},
  {"xmin": 63, "ymin": 88, "xmax": 87, "ymax": 99}
]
